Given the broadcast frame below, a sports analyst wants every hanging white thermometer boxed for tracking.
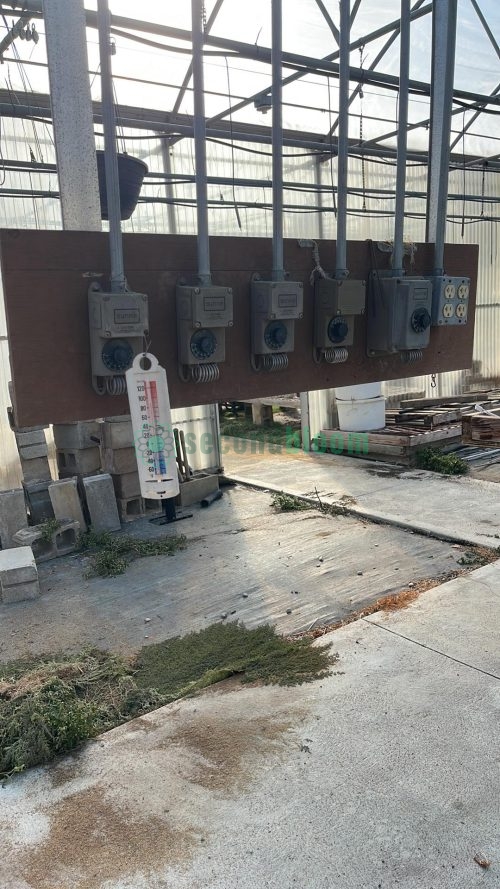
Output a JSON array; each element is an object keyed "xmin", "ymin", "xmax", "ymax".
[{"xmin": 126, "ymin": 353, "xmax": 180, "ymax": 500}]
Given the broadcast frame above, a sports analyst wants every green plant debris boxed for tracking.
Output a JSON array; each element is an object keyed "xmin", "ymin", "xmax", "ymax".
[
  {"xmin": 78, "ymin": 530, "xmax": 187, "ymax": 578},
  {"xmin": 415, "ymin": 448, "xmax": 468, "ymax": 475},
  {"xmin": 271, "ymin": 491, "xmax": 311, "ymax": 512},
  {"xmin": 457, "ymin": 550, "xmax": 489, "ymax": 567},
  {"xmin": 219, "ymin": 416, "xmax": 301, "ymax": 446},
  {"xmin": 0, "ymin": 625, "xmax": 333, "ymax": 778},
  {"xmin": 39, "ymin": 518, "xmax": 61, "ymax": 543}
]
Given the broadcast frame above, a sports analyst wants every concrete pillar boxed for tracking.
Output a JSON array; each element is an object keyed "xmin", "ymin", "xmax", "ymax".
[{"xmin": 43, "ymin": 0, "xmax": 102, "ymax": 231}]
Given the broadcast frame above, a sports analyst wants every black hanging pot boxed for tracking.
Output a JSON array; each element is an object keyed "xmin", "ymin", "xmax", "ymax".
[{"xmin": 96, "ymin": 150, "xmax": 148, "ymax": 220}]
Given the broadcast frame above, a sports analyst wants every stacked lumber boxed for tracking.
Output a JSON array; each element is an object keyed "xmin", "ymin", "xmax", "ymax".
[{"xmin": 462, "ymin": 408, "xmax": 500, "ymax": 447}]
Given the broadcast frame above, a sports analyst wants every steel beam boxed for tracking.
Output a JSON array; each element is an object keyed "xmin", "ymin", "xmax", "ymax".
[
  {"xmin": 191, "ymin": 0, "xmax": 211, "ymax": 284},
  {"xmin": 426, "ymin": 0, "xmax": 458, "ymax": 274},
  {"xmin": 335, "ymin": 0, "xmax": 350, "ymax": 278},
  {"xmin": 392, "ymin": 0, "xmax": 411, "ymax": 276},
  {"xmin": 271, "ymin": 0, "xmax": 284, "ymax": 280},
  {"xmin": 97, "ymin": 0, "xmax": 126, "ymax": 290},
  {"xmin": 42, "ymin": 0, "xmax": 101, "ymax": 231},
  {"xmin": 172, "ymin": 0, "xmax": 225, "ymax": 115}
]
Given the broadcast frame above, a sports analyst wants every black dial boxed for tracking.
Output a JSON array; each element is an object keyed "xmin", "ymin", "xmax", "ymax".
[
  {"xmin": 327, "ymin": 317, "xmax": 349, "ymax": 344},
  {"xmin": 101, "ymin": 338, "xmax": 134, "ymax": 372},
  {"xmin": 264, "ymin": 320, "xmax": 288, "ymax": 351},
  {"xmin": 190, "ymin": 328, "xmax": 217, "ymax": 360},
  {"xmin": 411, "ymin": 307, "xmax": 431, "ymax": 333}
]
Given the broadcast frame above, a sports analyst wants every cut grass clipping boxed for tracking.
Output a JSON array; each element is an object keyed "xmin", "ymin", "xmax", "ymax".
[
  {"xmin": 415, "ymin": 447, "xmax": 468, "ymax": 475},
  {"xmin": 78, "ymin": 530, "xmax": 187, "ymax": 577},
  {"xmin": 0, "ymin": 623, "xmax": 333, "ymax": 778}
]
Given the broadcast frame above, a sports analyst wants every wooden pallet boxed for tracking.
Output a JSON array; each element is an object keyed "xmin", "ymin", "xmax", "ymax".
[
  {"xmin": 321, "ymin": 424, "xmax": 462, "ymax": 465},
  {"xmin": 462, "ymin": 409, "xmax": 500, "ymax": 447}
]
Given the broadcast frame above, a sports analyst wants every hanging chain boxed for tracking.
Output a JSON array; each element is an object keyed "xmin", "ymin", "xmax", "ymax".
[
  {"xmin": 359, "ymin": 46, "xmax": 366, "ymax": 212},
  {"xmin": 430, "ymin": 373, "xmax": 437, "ymax": 390},
  {"xmin": 202, "ymin": 2, "xmax": 207, "ymax": 30}
]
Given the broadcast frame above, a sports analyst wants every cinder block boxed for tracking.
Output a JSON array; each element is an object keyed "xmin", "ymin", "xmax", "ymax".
[
  {"xmin": 101, "ymin": 447, "xmax": 138, "ymax": 475},
  {"xmin": 15, "ymin": 429, "xmax": 47, "ymax": 448},
  {"xmin": 57, "ymin": 448, "xmax": 101, "ymax": 474},
  {"xmin": 21, "ymin": 455, "xmax": 52, "ymax": 483},
  {"xmin": 0, "ymin": 546, "xmax": 40, "ymax": 604},
  {"xmin": 13, "ymin": 520, "xmax": 80, "ymax": 562},
  {"xmin": 116, "ymin": 496, "xmax": 144, "ymax": 522},
  {"xmin": 18, "ymin": 443, "xmax": 49, "ymax": 460},
  {"xmin": 22, "ymin": 481, "xmax": 54, "ymax": 524},
  {"xmin": 175, "ymin": 474, "xmax": 219, "ymax": 508},
  {"xmin": 82, "ymin": 474, "xmax": 121, "ymax": 532},
  {"xmin": 53, "ymin": 421, "xmax": 100, "ymax": 450},
  {"xmin": 49, "ymin": 478, "xmax": 87, "ymax": 532},
  {"xmin": 0, "ymin": 546, "xmax": 37, "ymax": 586},
  {"xmin": 100, "ymin": 418, "xmax": 134, "ymax": 449},
  {"xmin": 111, "ymin": 471, "xmax": 141, "ymax": 499},
  {"xmin": 2, "ymin": 579, "xmax": 40, "ymax": 604},
  {"xmin": 0, "ymin": 488, "xmax": 28, "ymax": 549},
  {"xmin": 144, "ymin": 498, "xmax": 162, "ymax": 516}
]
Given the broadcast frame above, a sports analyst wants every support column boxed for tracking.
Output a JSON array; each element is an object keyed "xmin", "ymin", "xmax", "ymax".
[{"xmin": 43, "ymin": 0, "xmax": 102, "ymax": 231}]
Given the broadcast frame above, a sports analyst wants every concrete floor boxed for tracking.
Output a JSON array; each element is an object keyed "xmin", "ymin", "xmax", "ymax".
[
  {"xmin": 0, "ymin": 486, "xmax": 467, "ymax": 662},
  {"xmin": 222, "ymin": 440, "xmax": 500, "ymax": 546},
  {"xmin": 2, "ymin": 561, "xmax": 499, "ymax": 889}
]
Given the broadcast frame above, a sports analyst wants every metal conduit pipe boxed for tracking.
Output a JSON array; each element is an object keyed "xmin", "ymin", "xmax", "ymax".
[
  {"xmin": 96, "ymin": 0, "xmax": 126, "ymax": 291},
  {"xmin": 426, "ymin": 0, "xmax": 458, "ymax": 274},
  {"xmin": 191, "ymin": 0, "xmax": 211, "ymax": 285},
  {"xmin": 335, "ymin": 0, "xmax": 350, "ymax": 279},
  {"xmin": 392, "ymin": 0, "xmax": 411, "ymax": 276},
  {"xmin": 271, "ymin": 0, "xmax": 284, "ymax": 281}
]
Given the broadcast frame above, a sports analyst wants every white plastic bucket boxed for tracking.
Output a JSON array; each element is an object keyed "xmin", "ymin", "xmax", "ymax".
[
  {"xmin": 337, "ymin": 394, "xmax": 386, "ymax": 432},
  {"xmin": 335, "ymin": 382, "xmax": 383, "ymax": 401}
]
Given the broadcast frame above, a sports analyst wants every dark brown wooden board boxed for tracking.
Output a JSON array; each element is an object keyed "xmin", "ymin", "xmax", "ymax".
[{"xmin": 0, "ymin": 229, "xmax": 478, "ymax": 426}]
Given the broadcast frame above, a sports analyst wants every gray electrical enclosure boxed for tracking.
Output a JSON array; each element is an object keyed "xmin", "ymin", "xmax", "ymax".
[
  {"xmin": 250, "ymin": 279, "xmax": 303, "ymax": 356},
  {"xmin": 88, "ymin": 285, "xmax": 149, "ymax": 393},
  {"xmin": 176, "ymin": 284, "xmax": 233, "ymax": 368},
  {"xmin": 367, "ymin": 273, "xmax": 433, "ymax": 356},
  {"xmin": 314, "ymin": 277, "xmax": 365, "ymax": 349},
  {"xmin": 428, "ymin": 275, "xmax": 470, "ymax": 326}
]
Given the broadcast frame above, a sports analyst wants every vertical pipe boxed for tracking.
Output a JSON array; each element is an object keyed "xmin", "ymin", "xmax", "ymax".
[
  {"xmin": 426, "ymin": 0, "xmax": 458, "ymax": 275},
  {"xmin": 43, "ymin": 0, "xmax": 101, "ymax": 231},
  {"xmin": 392, "ymin": 0, "xmax": 411, "ymax": 276},
  {"xmin": 271, "ymin": 0, "xmax": 284, "ymax": 281},
  {"xmin": 335, "ymin": 0, "xmax": 349, "ymax": 279},
  {"xmin": 161, "ymin": 139, "xmax": 178, "ymax": 234},
  {"xmin": 191, "ymin": 0, "xmax": 211, "ymax": 285},
  {"xmin": 96, "ymin": 0, "xmax": 126, "ymax": 291},
  {"xmin": 315, "ymin": 155, "xmax": 325, "ymax": 240}
]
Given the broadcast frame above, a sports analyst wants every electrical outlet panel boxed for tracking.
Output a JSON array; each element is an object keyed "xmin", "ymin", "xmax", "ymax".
[
  {"xmin": 428, "ymin": 275, "xmax": 470, "ymax": 326},
  {"xmin": 250, "ymin": 279, "xmax": 303, "ymax": 358},
  {"xmin": 176, "ymin": 284, "xmax": 233, "ymax": 381},
  {"xmin": 367, "ymin": 273, "xmax": 432, "ymax": 356},
  {"xmin": 314, "ymin": 277, "xmax": 365, "ymax": 350},
  {"xmin": 88, "ymin": 285, "xmax": 149, "ymax": 394}
]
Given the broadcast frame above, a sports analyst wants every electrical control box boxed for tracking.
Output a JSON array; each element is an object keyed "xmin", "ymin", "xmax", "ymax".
[
  {"xmin": 367, "ymin": 273, "xmax": 432, "ymax": 356},
  {"xmin": 314, "ymin": 277, "xmax": 365, "ymax": 350},
  {"xmin": 251, "ymin": 279, "xmax": 303, "ymax": 357},
  {"xmin": 176, "ymin": 284, "xmax": 233, "ymax": 372},
  {"xmin": 88, "ymin": 285, "xmax": 149, "ymax": 394},
  {"xmin": 428, "ymin": 275, "xmax": 470, "ymax": 326}
]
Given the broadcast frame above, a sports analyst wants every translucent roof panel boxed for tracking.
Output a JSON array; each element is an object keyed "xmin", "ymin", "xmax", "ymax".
[{"xmin": 0, "ymin": 0, "xmax": 497, "ymax": 160}]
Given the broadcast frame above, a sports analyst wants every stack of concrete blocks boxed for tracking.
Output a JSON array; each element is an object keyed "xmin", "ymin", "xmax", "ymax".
[
  {"xmin": 0, "ymin": 488, "xmax": 28, "ymax": 550},
  {"xmin": 53, "ymin": 420, "xmax": 102, "ymax": 496},
  {"xmin": 14, "ymin": 425, "xmax": 54, "ymax": 523},
  {"xmin": 0, "ymin": 546, "xmax": 40, "ymax": 604},
  {"xmin": 100, "ymin": 416, "xmax": 160, "ymax": 522}
]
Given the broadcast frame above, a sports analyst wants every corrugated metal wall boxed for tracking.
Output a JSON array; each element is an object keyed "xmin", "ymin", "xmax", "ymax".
[{"xmin": 0, "ymin": 120, "xmax": 498, "ymax": 479}]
